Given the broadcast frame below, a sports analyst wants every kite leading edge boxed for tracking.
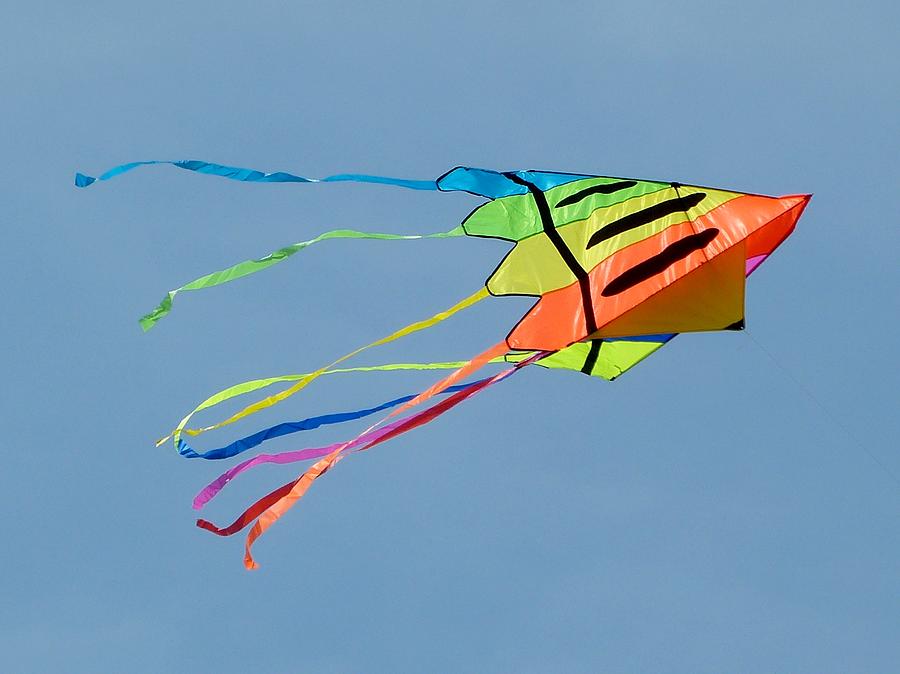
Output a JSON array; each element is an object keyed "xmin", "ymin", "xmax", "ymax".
[{"xmin": 78, "ymin": 159, "xmax": 811, "ymax": 568}]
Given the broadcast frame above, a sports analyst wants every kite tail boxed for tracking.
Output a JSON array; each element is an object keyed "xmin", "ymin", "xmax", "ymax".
[
  {"xmin": 75, "ymin": 159, "xmax": 440, "ymax": 191},
  {"xmin": 196, "ymin": 341, "xmax": 523, "ymax": 569},
  {"xmin": 196, "ymin": 480, "xmax": 295, "ymax": 537},
  {"xmin": 163, "ymin": 287, "xmax": 490, "ymax": 449},
  {"xmin": 241, "ymin": 343, "xmax": 522, "ymax": 570},
  {"xmin": 139, "ymin": 226, "xmax": 465, "ymax": 331},
  {"xmin": 190, "ymin": 379, "xmax": 491, "ymax": 507},
  {"xmin": 162, "ymin": 361, "xmax": 480, "ymax": 452},
  {"xmin": 179, "ymin": 377, "xmax": 482, "ymax": 462}
]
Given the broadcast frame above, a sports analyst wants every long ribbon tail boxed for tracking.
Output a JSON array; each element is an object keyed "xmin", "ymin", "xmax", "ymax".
[
  {"xmin": 240, "ymin": 342, "xmax": 518, "ymax": 569},
  {"xmin": 196, "ymin": 481, "xmax": 296, "ymax": 537},
  {"xmin": 194, "ymin": 345, "xmax": 513, "ymax": 537},
  {"xmin": 140, "ymin": 226, "xmax": 464, "ymax": 331},
  {"xmin": 196, "ymin": 346, "xmax": 514, "ymax": 524},
  {"xmin": 180, "ymin": 379, "xmax": 483, "ymax": 461},
  {"xmin": 387, "ymin": 342, "xmax": 510, "ymax": 421},
  {"xmin": 157, "ymin": 360, "xmax": 482, "ymax": 448},
  {"xmin": 192, "ymin": 379, "xmax": 484, "ymax": 509},
  {"xmin": 75, "ymin": 159, "xmax": 439, "ymax": 191},
  {"xmin": 166, "ymin": 287, "xmax": 490, "ymax": 448},
  {"xmin": 193, "ymin": 421, "xmax": 391, "ymax": 510}
]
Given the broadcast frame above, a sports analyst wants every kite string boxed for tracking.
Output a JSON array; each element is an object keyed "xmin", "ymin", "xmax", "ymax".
[{"xmin": 745, "ymin": 330, "xmax": 900, "ymax": 488}]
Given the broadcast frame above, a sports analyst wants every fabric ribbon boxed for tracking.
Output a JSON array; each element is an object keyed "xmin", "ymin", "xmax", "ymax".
[
  {"xmin": 139, "ymin": 226, "xmax": 464, "ymax": 330},
  {"xmin": 196, "ymin": 341, "xmax": 521, "ymax": 568},
  {"xmin": 75, "ymin": 159, "xmax": 439, "ymax": 191},
  {"xmin": 192, "ymin": 377, "xmax": 493, "ymax": 508},
  {"xmin": 240, "ymin": 343, "xmax": 531, "ymax": 569},
  {"xmin": 160, "ymin": 287, "xmax": 490, "ymax": 449},
  {"xmin": 178, "ymin": 377, "xmax": 484, "ymax": 461},
  {"xmin": 196, "ymin": 356, "xmax": 512, "ymax": 535}
]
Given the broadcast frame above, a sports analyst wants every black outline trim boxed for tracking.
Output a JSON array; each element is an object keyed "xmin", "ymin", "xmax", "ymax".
[
  {"xmin": 503, "ymin": 172, "xmax": 599, "ymax": 336},
  {"xmin": 581, "ymin": 339, "xmax": 603, "ymax": 374},
  {"xmin": 437, "ymin": 165, "xmax": 789, "ymax": 201}
]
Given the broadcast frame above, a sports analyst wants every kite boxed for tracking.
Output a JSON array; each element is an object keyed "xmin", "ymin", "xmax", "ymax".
[{"xmin": 77, "ymin": 159, "xmax": 811, "ymax": 568}]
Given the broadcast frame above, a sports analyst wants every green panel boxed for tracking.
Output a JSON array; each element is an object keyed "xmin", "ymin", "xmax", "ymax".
[
  {"xmin": 462, "ymin": 177, "xmax": 669, "ymax": 241},
  {"xmin": 506, "ymin": 338, "xmax": 667, "ymax": 380},
  {"xmin": 486, "ymin": 186, "xmax": 743, "ymax": 296}
]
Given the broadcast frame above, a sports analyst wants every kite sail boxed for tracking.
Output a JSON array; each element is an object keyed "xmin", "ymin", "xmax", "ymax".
[{"xmin": 78, "ymin": 159, "xmax": 810, "ymax": 568}]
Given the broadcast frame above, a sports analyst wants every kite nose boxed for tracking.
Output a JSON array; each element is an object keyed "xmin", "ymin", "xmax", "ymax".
[
  {"xmin": 780, "ymin": 193, "xmax": 812, "ymax": 228},
  {"xmin": 782, "ymin": 193, "xmax": 813, "ymax": 210}
]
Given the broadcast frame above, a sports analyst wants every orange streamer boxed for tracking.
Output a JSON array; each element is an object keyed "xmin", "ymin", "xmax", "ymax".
[{"xmin": 242, "ymin": 340, "xmax": 510, "ymax": 569}]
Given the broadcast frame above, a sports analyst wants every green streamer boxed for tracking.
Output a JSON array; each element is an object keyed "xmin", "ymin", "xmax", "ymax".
[{"xmin": 140, "ymin": 225, "xmax": 466, "ymax": 331}]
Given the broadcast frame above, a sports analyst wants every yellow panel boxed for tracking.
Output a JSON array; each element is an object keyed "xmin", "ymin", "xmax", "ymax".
[
  {"xmin": 594, "ymin": 241, "xmax": 746, "ymax": 337},
  {"xmin": 487, "ymin": 186, "xmax": 742, "ymax": 296}
]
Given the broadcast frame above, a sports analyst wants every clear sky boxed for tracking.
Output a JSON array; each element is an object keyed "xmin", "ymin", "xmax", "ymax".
[{"xmin": 3, "ymin": 1, "xmax": 898, "ymax": 672}]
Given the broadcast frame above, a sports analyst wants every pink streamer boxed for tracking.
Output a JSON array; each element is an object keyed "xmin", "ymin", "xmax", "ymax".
[
  {"xmin": 194, "ymin": 352, "xmax": 548, "ymax": 511},
  {"xmin": 193, "ymin": 415, "xmax": 409, "ymax": 510}
]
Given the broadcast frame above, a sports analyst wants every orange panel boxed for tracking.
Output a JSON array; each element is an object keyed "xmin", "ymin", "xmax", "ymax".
[
  {"xmin": 506, "ymin": 194, "xmax": 807, "ymax": 351},
  {"xmin": 746, "ymin": 194, "xmax": 811, "ymax": 258},
  {"xmin": 595, "ymin": 241, "xmax": 746, "ymax": 338}
]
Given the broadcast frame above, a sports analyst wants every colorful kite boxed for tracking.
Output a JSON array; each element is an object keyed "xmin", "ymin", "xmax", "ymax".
[{"xmin": 77, "ymin": 160, "xmax": 811, "ymax": 568}]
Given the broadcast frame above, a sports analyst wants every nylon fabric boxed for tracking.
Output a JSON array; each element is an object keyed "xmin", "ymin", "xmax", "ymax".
[
  {"xmin": 594, "ymin": 241, "xmax": 746, "ymax": 338},
  {"xmin": 462, "ymin": 177, "xmax": 669, "ymax": 242},
  {"xmin": 506, "ymin": 338, "xmax": 672, "ymax": 380},
  {"xmin": 436, "ymin": 167, "xmax": 594, "ymax": 199},
  {"xmin": 507, "ymin": 194, "xmax": 808, "ymax": 350},
  {"xmin": 486, "ymin": 186, "xmax": 742, "ymax": 296}
]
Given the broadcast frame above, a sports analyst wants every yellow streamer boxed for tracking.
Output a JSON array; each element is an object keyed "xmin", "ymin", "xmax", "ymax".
[{"xmin": 161, "ymin": 287, "xmax": 490, "ymax": 449}]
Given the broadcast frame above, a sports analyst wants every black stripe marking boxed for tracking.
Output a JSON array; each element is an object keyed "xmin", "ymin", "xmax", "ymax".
[
  {"xmin": 601, "ymin": 228, "xmax": 719, "ymax": 297},
  {"xmin": 554, "ymin": 180, "xmax": 637, "ymax": 208},
  {"xmin": 724, "ymin": 318, "xmax": 744, "ymax": 331},
  {"xmin": 581, "ymin": 340, "xmax": 602, "ymax": 374},
  {"xmin": 504, "ymin": 173, "xmax": 599, "ymax": 335},
  {"xmin": 586, "ymin": 192, "xmax": 707, "ymax": 249}
]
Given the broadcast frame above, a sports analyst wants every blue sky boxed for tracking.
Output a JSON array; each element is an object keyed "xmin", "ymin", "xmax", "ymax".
[{"xmin": 3, "ymin": 1, "xmax": 898, "ymax": 672}]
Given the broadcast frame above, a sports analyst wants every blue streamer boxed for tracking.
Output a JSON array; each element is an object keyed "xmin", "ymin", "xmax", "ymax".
[
  {"xmin": 437, "ymin": 167, "xmax": 593, "ymax": 199},
  {"xmin": 75, "ymin": 159, "xmax": 438, "ymax": 191},
  {"xmin": 75, "ymin": 159, "xmax": 600, "ymax": 197},
  {"xmin": 176, "ymin": 380, "xmax": 483, "ymax": 460}
]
